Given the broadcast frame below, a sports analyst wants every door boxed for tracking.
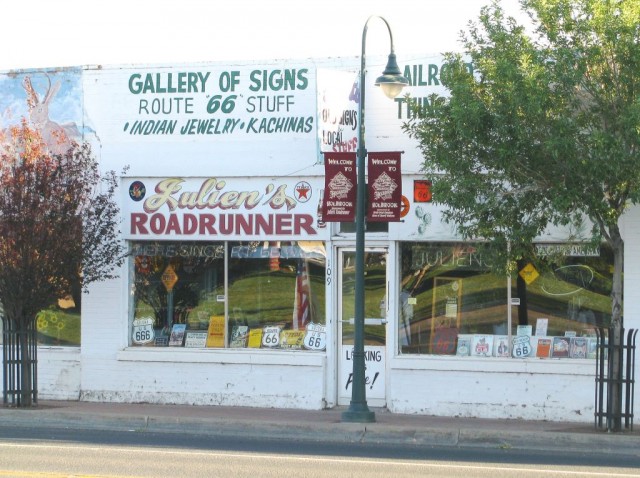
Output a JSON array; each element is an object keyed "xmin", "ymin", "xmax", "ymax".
[{"xmin": 337, "ymin": 248, "xmax": 388, "ymax": 407}]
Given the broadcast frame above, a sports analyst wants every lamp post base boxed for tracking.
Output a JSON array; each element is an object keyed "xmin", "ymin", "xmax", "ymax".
[{"xmin": 341, "ymin": 404, "xmax": 376, "ymax": 423}]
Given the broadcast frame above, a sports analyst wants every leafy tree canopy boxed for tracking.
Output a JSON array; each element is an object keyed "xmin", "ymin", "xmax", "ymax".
[
  {"xmin": 0, "ymin": 121, "xmax": 125, "ymax": 325},
  {"xmin": 404, "ymin": 0, "xmax": 640, "ymax": 325}
]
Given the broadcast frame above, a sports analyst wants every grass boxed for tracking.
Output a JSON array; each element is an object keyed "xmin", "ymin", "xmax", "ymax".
[{"xmin": 36, "ymin": 307, "xmax": 81, "ymax": 346}]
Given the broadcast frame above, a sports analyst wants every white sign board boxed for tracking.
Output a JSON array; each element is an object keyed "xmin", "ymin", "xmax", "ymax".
[
  {"xmin": 340, "ymin": 345, "xmax": 385, "ymax": 402},
  {"xmin": 123, "ymin": 176, "xmax": 328, "ymax": 241}
]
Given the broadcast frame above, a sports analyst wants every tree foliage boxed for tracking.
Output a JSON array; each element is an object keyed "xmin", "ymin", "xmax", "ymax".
[
  {"xmin": 0, "ymin": 120, "xmax": 125, "ymax": 328},
  {"xmin": 0, "ymin": 120, "xmax": 125, "ymax": 406},
  {"xmin": 404, "ymin": 0, "xmax": 640, "ymax": 327}
]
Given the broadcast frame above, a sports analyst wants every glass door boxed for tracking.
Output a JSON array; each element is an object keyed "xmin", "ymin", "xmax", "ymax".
[{"xmin": 337, "ymin": 248, "xmax": 388, "ymax": 407}]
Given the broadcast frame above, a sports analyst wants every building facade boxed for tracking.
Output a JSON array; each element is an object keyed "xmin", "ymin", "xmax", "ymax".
[{"xmin": 1, "ymin": 54, "xmax": 636, "ymax": 422}]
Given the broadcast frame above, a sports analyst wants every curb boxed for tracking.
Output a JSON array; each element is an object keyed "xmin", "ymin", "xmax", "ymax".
[{"xmin": 0, "ymin": 408, "xmax": 638, "ymax": 457}]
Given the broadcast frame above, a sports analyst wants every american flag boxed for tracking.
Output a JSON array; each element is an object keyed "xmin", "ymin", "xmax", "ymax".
[{"xmin": 293, "ymin": 260, "xmax": 311, "ymax": 330}]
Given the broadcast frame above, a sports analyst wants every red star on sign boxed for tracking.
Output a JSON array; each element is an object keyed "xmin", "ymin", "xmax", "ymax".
[{"xmin": 295, "ymin": 182, "xmax": 311, "ymax": 201}]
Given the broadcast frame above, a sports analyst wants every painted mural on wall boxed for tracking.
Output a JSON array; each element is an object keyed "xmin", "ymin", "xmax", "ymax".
[{"xmin": 0, "ymin": 69, "xmax": 84, "ymax": 153}]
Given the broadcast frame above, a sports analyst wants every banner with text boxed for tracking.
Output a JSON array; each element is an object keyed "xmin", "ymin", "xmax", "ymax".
[
  {"xmin": 367, "ymin": 151, "xmax": 402, "ymax": 222},
  {"xmin": 322, "ymin": 152, "xmax": 357, "ymax": 222}
]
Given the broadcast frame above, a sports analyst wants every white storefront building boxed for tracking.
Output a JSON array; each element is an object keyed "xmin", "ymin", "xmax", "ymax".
[{"xmin": 2, "ymin": 54, "xmax": 638, "ymax": 422}]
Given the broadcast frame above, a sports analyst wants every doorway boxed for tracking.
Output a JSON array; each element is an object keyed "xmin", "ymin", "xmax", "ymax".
[{"xmin": 337, "ymin": 248, "xmax": 388, "ymax": 407}]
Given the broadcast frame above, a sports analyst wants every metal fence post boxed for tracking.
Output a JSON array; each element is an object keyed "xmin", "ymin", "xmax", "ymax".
[{"xmin": 595, "ymin": 326, "xmax": 636, "ymax": 432}]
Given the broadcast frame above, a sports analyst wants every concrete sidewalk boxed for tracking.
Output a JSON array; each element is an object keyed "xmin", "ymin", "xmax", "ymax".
[{"xmin": 0, "ymin": 400, "xmax": 638, "ymax": 457}]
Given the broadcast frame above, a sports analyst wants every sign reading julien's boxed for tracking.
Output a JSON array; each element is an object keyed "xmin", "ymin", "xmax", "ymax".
[{"xmin": 123, "ymin": 177, "xmax": 327, "ymax": 240}]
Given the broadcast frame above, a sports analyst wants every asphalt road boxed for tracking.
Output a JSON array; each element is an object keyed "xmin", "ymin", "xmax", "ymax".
[{"xmin": 0, "ymin": 426, "xmax": 638, "ymax": 477}]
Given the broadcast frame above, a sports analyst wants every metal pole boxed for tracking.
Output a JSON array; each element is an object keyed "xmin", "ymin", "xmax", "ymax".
[
  {"xmin": 341, "ymin": 16, "xmax": 376, "ymax": 423},
  {"xmin": 341, "ymin": 15, "xmax": 406, "ymax": 423}
]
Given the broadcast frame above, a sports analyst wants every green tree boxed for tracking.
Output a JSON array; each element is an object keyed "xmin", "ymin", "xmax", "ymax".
[
  {"xmin": 404, "ymin": 0, "xmax": 639, "ymax": 430},
  {"xmin": 0, "ymin": 121, "xmax": 125, "ymax": 407}
]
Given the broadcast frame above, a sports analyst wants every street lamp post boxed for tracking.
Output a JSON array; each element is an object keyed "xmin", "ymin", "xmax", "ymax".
[{"xmin": 341, "ymin": 16, "xmax": 409, "ymax": 423}]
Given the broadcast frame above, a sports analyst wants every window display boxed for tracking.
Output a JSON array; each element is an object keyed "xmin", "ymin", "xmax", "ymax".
[
  {"xmin": 398, "ymin": 242, "xmax": 613, "ymax": 358},
  {"xmin": 130, "ymin": 241, "xmax": 326, "ymax": 350}
]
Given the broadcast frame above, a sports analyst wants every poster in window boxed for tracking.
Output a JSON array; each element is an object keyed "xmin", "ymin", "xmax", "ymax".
[
  {"xmin": 587, "ymin": 337, "xmax": 598, "ymax": 359},
  {"xmin": 184, "ymin": 331, "xmax": 207, "ymax": 348},
  {"xmin": 169, "ymin": 324, "xmax": 186, "ymax": 346},
  {"xmin": 456, "ymin": 335, "xmax": 471, "ymax": 356},
  {"xmin": 535, "ymin": 318, "xmax": 548, "ymax": 336},
  {"xmin": 570, "ymin": 337, "xmax": 588, "ymax": 358},
  {"xmin": 229, "ymin": 326, "xmax": 249, "ymax": 348},
  {"xmin": 280, "ymin": 330, "xmax": 305, "ymax": 349},
  {"xmin": 536, "ymin": 338, "xmax": 552, "ymax": 358},
  {"xmin": 493, "ymin": 336, "xmax": 510, "ymax": 357},
  {"xmin": 206, "ymin": 315, "xmax": 225, "ymax": 348},
  {"xmin": 430, "ymin": 277, "xmax": 462, "ymax": 353},
  {"xmin": 445, "ymin": 298, "xmax": 457, "ymax": 318},
  {"xmin": 247, "ymin": 329, "xmax": 263, "ymax": 348},
  {"xmin": 432, "ymin": 327, "xmax": 458, "ymax": 355},
  {"xmin": 551, "ymin": 336, "xmax": 571, "ymax": 358},
  {"xmin": 517, "ymin": 325, "xmax": 533, "ymax": 337},
  {"xmin": 471, "ymin": 335, "xmax": 494, "ymax": 357}
]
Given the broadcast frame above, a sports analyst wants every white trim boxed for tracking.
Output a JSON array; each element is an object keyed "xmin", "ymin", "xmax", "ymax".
[
  {"xmin": 117, "ymin": 347, "xmax": 326, "ymax": 366},
  {"xmin": 390, "ymin": 355, "xmax": 595, "ymax": 376}
]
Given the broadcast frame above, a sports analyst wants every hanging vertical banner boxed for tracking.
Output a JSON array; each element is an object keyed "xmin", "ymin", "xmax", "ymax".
[
  {"xmin": 367, "ymin": 151, "xmax": 403, "ymax": 222},
  {"xmin": 322, "ymin": 152, "xmax": 357, "ymax": 222}
]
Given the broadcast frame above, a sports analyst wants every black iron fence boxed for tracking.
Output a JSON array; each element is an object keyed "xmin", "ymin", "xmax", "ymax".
[
  {"xmin": 1, "ymin": 315, "xmax": 38, "ymax": 407},
  {"xmin": 595, "ymin": 326, "xmax": 637, "ymax": 431}
]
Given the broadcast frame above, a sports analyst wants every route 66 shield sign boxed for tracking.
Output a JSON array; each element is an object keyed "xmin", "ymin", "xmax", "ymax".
[
  {"xmin": 261, "ymin": 326, "xmax": 282, "ymax": 348},
  {"xmin": 512, "ymin": 335, "xmax": 532, "ymax": 358},
  {"xmin": 132, "ymin": 317, "xmax": 155, "ymax": 345},
  {"xmin": 304, "ymin": 322, "xmax": 326, "ymax": 351}
]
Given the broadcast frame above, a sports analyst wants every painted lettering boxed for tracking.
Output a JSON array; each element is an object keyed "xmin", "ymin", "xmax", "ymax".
[
  {"xmin": 144, "ymin": 178, "xmax": 263, "ymax": 213},
  {"xmin": 179, "ymin": 118, "xmax": 241, "ymax": 135},
  {"xmin": 246, "ymin": 95, "xmax": 295, "ymax": 113},
  {"xmin": 131, "ymin": 212, "xmax": 149, "ymax": 234},
  {"xmin": 345, "ymin": 371, "xmax": 379, "ymax": 391},
  {"xmin": 128, "ymin": 72, "xmax": 211, "ymax": 94},
  {"xmin": 245, "ymin": 116, "xmax": 314, "ymax": 134},
  {"xmin": 127, "ymin": 120, "xmax": 177, "ymax": 135},
  {"xmin": 137, "ymin": 97, "xmax": 194, "ymax": 115},
  {"xmin": 129, "ymin": 213, "xmax": 317, "ymax": 237},
  {"xmin": 248, "ymin": 69, "xmax": 309, "ymax": 92}
]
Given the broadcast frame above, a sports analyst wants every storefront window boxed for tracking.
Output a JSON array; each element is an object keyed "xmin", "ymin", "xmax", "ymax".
[
  {"xmin": 36, "ymin": 299, "xmax": 81, "ymax": 346},
  {"xmin": 130, "ymin": 241, "xmax": 326, "ymax": 350},
  {"xmin": 398, "ymin": 242, "xmax": 613, "ymax": 358}
]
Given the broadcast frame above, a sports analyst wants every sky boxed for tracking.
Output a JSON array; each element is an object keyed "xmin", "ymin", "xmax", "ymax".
[{"xmin": 0, "ymin": 0, "xmax": 526, "ymax": 71}]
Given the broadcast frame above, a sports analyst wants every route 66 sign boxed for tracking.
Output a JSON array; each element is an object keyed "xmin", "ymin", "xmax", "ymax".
[
  {"xmin": 132, "ymin": 317, "xmax": 155, "ymax": 345},
  {"xmin": 304, "ymin": 322, "xmax": 326, "ymax": 351},
  {"xmin": 512, "ymin": 335, "xmax": 532, "ymax": 358},
  {"xmin": 261, "ymin": 326, "xmax": 282, "ymax": 348}
]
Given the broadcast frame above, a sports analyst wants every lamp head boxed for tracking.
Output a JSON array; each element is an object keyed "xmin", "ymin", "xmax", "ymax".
[{"xmin": 375, "ymin": 53, "xmax": 409, "ymax": 99}]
